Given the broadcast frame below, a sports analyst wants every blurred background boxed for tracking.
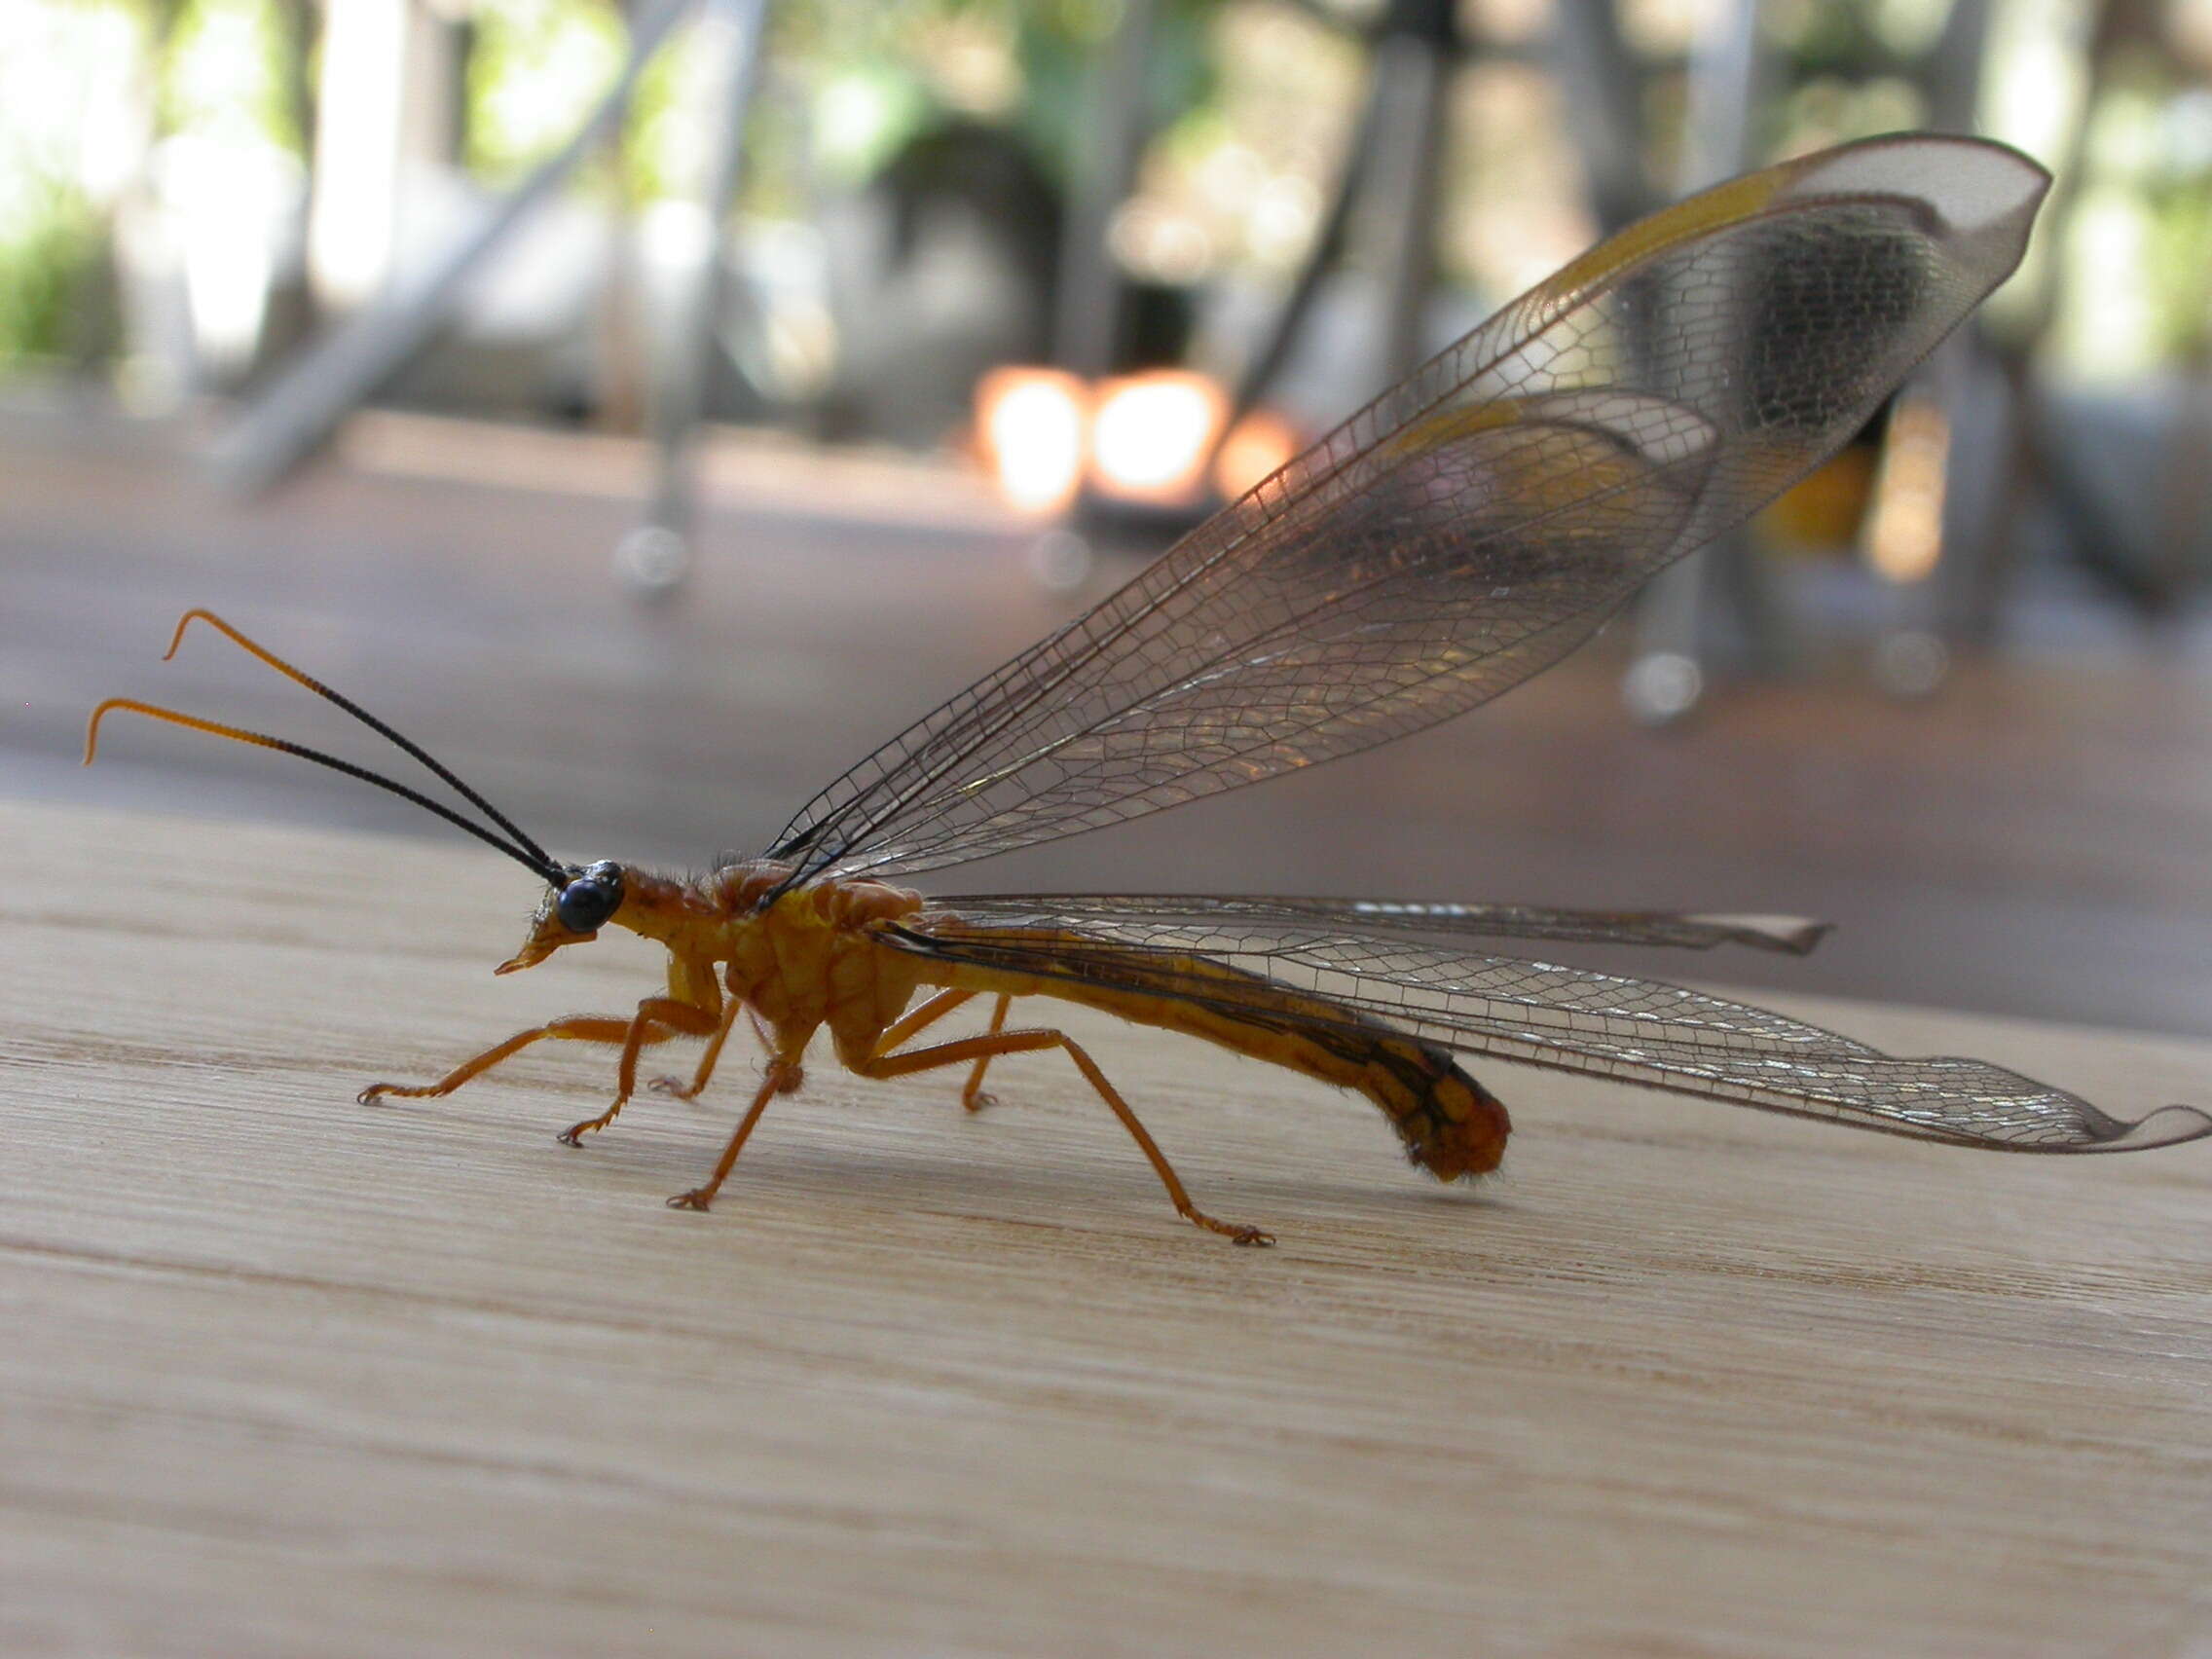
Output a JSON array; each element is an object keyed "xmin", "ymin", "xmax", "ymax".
[{"xmin": 6, "ymin": 0, "xmax": 2212, "ymax": 1034}]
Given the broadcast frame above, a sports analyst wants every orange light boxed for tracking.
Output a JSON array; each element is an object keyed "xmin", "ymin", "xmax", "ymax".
[
  {"xmin": 1089, "ymin": 370, "xmax": 1226, "ymax": 506},
  {"xmin": 1863, "ymin": 396, "xmax": 1951, "ymax": 584},
  {"xmin": 975, "ymin": 364, "xmax": 1296, "ymax": 517},
  {"xmin": 1212, "ymin": 408, "xmax": 1302, "ymax": 500},
  {"xmin": 976, "ymin": 366, "xmax": 1088, "ymax": 516}
]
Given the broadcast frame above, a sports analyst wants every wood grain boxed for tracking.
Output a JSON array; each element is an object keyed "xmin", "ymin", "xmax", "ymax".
[{"xmin": 4, "ymin": 797, "xmax": 2209, "ymax": 1657}]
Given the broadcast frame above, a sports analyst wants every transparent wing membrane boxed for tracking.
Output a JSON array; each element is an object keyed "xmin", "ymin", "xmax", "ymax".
[
  {"xmin": 878, "ymin": 909, "xmax": 2212, "ymax": 1154},
  {"xmin": 929, "ymin": 893, "xmax": 1834, "ymax": 956},
  {"xmin": 764, "ymin": 137, "xmax": 2209, "ymax": 1163},
  {"xmin": 768, "ymin": 135, "xmax": 2049, "ymax": 882}
]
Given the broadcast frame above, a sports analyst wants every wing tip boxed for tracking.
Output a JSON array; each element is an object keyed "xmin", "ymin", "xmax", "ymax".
[
  {"xmin": 1788, "ymin": 132, "xmax": 2054, "ymax": 235},
  {"xmin": 1682, "ymin": 913, "xmax": 1835, "ymax": 955},
  {"xmin": 2093, "ymin": 1102, "xmax": 2212, "ymax": 1152}
]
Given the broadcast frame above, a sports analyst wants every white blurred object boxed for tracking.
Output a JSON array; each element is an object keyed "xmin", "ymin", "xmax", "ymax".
[
  {"xmin": 157, "ymin": 137, "xmax": 304, "ymax": 378},
  {"xmin": 1089, "ymin": 370, "xmax": 1223, "ymax": 505},
  {"xmin": 1027, "ymin": 528, "xmax": 1094, "ymax": 594},
  {"xmin": 976, "ymin": 366, "xmax": 1087, "ymax": 516},
  {"xmin": 1622, "ymin": 651, "xmax": 1705, "ymax": 725},
  {"xmin": 309, "ymin": 0, "xmax": 457, "ymax": 308}
]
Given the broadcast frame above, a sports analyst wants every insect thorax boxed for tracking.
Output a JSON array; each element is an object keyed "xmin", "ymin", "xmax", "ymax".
[{"xmin": 667, "ymin": 861, "xmax": 930, "ymax": 1046}]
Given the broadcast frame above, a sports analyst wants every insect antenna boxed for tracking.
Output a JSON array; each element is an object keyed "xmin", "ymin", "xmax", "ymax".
[
  {"xmin": 160, "ymin": 608, "xmax": 558, "ymax": 869},
  {"xmin": 86, "ymin": 698, "xmax": 568, "ymax": 884},
  {"xmin": 86, "ymin": 610, "xmax": 568, "ymax": 887}
]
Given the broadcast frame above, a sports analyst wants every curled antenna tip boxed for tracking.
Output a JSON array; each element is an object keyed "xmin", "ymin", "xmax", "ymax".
[
  {"xmin": 83, "ymin": 698, "xmax": 121, "ymax": 764},
  {"xmin": 162, "ymin": 607, "xmax": 222, "ymax": 662}
]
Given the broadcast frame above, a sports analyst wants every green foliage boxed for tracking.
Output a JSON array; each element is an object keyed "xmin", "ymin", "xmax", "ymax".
[
  {"xmin": 157, "ymin": 0, "xmax": 302, "ymax": 155},
  {"xmin": 464, "ymin": 0, "xmax": 625, "ymax": 185},
  {"xmin": 0, "ymin": 186, "xmax": 106, "ymax": 366}
]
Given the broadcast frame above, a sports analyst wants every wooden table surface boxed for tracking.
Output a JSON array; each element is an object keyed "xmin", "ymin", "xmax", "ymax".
[{"xmin": 5, "ymin": 796, "xmax": 2209, "ymax": 1657}]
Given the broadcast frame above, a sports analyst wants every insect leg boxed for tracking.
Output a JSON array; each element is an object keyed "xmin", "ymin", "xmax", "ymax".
[
  {"xmin": 870, "ymin": 987, "xmax": 979, "ymax": 1053},
  {"xmin": 359, "ymin": 1015, "xmax": 643, "ymax": 1105},
  {"xmin": 557, "ymin": 998, "xmax": 721, "ymax": 1145},
  {"xmin": 856, "ymin": 1029, "xmax": 1273, "ymax": 1245},
  {"xmin": 959, "ymin": 995, "xmax": 1014, "ymax": 1112},
  {"xmin": 862, "ymin": 988, "xmax": 1016, "ymax": 1112},
  {"xmin": 666, "ymin": 1054, "xmax": 803, "ymax": 1212},
  {"xmin": 649, "ymin": 996, "xmax": 754, "ymax": 1101},
  {"xmin": 746, "ymin": 1010, "xmax": 803, "ymax": 1093}
]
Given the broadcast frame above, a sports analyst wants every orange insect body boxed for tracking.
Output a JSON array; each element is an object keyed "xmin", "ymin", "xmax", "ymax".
[
  {"xmin": 912, "ymin": 927, "xmax": 1509, "ymax": 1182},
  {"xmin": 505, "ymin": 860, "xmax": 1508, "ymax": 1204},
  {"xmin": 88, "ymin": 137, "xmax": 2212, "ymax": 1243},
  {"xmin": 576, "ymin": 861, "xmax": 930, "ymax": 1062}
]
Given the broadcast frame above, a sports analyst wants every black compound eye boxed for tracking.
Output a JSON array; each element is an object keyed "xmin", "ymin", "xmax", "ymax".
[{"xmin": 556, "ymin": 866, "xmax": 622, "ymax": 934}]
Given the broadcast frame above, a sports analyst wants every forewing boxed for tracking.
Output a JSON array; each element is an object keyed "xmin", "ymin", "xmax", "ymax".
[
  {"xmin": 875, "ymin": 908, "xmax": 2212, "ymax": 1153},
  {"xmin": 929, "ymin": 893, "xmax": 1832, "ymax": 955},
  {"xmin": 769, "ymin": 135, "xmax": 2048, "ymax": 882}
]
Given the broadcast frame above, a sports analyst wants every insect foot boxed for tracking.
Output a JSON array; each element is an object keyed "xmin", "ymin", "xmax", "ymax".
[
  {"xmin": 665, "ymin": 1188, "xmax": 716, "ymax": 1211},
  {"xmin": 1188, "ymin": 1212, "xmax": 1275, "ymax": 1246},
  {"xmin": 650, "ymin": 1065, "xmax": 802, "ymax": 1099},
  {"xmin": 557, "ymin": 1114, "xmax": 613, "ymax": 1148},
  {"xmin": 961, "ymin": 1090, "xmax": 1000, "ymax": 1113},
  {"xmin": 356, "ymin": 1082, "xmax": 417, "ymax": 1105}
]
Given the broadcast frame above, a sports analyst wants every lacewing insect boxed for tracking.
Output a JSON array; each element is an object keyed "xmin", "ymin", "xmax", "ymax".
[{"xmin": 88, "ymin": 135, "xmax": 2212, "ymax": 1242}]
